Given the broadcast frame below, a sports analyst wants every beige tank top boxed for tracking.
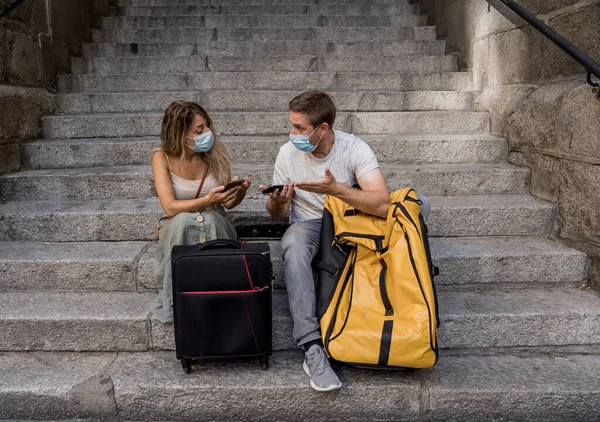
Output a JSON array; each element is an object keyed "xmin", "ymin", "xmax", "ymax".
[{"xmin": 164, "ymin": 154, "xmax": 219, "ymax": 200}]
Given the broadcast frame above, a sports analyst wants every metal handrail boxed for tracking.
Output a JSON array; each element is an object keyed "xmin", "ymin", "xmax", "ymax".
[
  {"xmin": 0, "ymin": 0, "xmax": 27, "ymax": 19},
  {"xmin": 492, "ymin": 0, "xmax": 600, "ymax": 94}
]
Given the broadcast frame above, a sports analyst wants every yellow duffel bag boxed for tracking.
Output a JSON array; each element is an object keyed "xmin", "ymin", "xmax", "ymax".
[{"xmin": 315, "ymin": 188, "xmax": 439, "ymax": 369}]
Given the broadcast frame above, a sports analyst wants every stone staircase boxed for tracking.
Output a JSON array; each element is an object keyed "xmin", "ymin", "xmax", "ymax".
[{"xmin": 1, "ymin": 0, "xmax": 600, "ymax": 420}]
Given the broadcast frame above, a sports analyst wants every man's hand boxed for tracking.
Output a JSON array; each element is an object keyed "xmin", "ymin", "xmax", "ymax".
[
  {"xmin": 260, "ymin": 182, "xmax": 295, "ymax": 205},
  {"xmin": 261, "ymin": 182, "xmax": 295, "ymax": 219},
  {"xmin": 295, "ymin": 168, "xmax": 339, "ymax": 195}
]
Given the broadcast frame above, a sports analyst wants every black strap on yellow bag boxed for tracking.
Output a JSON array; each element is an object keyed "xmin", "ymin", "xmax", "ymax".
[{"xmin": 314, "ymin": 188, "xmax": 439, "ymax": 369}]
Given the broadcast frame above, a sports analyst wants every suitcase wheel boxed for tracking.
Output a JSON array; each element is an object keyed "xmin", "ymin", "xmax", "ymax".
[
  {"xmin": 181, "ymin": 358, "xmax": 192, "ymax": 374},
  {"xmin": 261, "ymin": 356, "xmax": 269, "ymax": 370}
]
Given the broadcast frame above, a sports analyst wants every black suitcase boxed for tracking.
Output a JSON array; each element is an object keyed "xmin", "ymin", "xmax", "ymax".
[{"xmin": 171, "ymin": 239, "xmax": 272, "ymax": 373}]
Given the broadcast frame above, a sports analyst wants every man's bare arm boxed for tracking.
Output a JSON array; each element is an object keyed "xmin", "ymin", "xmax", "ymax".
[{"xmin": 295, "ymin": 168, "xmax": 390, "ymax": 218}]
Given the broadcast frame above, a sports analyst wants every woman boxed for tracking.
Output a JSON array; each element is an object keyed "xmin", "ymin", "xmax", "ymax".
[{"xmin": 151, "ymin": 101, "xmax": 250, "ymax": 323}]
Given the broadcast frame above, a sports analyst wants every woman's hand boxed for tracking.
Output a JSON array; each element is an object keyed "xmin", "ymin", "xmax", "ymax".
[
  {"xmin": 204, "ymin": 185, "xmax": 240, "ymax": 207},
  {"xmin": 224, "ymin": 176, "xmax": 251, "ymax": 209},
  {"xmin": 232, "ymin": 176, "xmax": 252, "ymax": 195}
]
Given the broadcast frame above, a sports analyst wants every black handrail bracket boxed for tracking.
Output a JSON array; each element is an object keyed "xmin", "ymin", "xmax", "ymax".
[
  {"xmin": 0, "ymin": 0, "xmax": 27, "ymax": 19},
  {"xmin": 489, "ymin": 0, "xmax": 600, "ymax": 96}
]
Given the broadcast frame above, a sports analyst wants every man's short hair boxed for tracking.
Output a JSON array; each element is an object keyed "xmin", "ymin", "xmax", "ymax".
[{"xmin": 289, "ymin": 91, "xmax": 336, "ymax": 129}]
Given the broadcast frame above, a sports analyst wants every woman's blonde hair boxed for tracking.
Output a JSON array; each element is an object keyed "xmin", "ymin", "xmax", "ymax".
[{"xmin": 159, "ymin": 101, "xmax": 231, "ymax": 185}]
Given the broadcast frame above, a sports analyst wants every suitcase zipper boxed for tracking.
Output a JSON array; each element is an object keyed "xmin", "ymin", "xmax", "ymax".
[
  {"xmin": 182, "ymin": 287, "xmax": 269, "ymax": 295},
  {"xmin": 401, "ymin": 188, "xmax": 421, "ymax": 204},
  {"xmin": 324, "ymin": 249, "xmax": 357, "ymax": 352},
  {"xmin": 242, "ymin": 255, "xmax": 255, "ymax": 289},
  {"xmin": 378, "ymin": 258, "xmax": 394, "ymax": 316},
  {"xmin": 419, "ymin": 213, "xmax": 440, "ymax": 329},
  {"xmin": 402, "ymin": 228, "xmax": 437, "ymax": 356},
  {"xmin": 405, "ymin": 196, "xmax": 423, "ymax": 205},
  {"xmin": 393, "ymin": 203, "xmax": 421, "ymax": 240},
  {"xmin": 333, "ymin": 232, "xmax": 385, "ymax": 252}
]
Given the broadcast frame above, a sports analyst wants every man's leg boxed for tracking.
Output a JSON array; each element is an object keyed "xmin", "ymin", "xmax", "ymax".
[
  {"xmin": 281, "ymin": 218, "xmax": 342, "ymax": 392},
  {"xmin": 418, "ymin": 193, "xmax": 431, "ymax": 220},
  {"xmin": 281, "ymin": 219, "xmax": 322, "ymax": 347}
]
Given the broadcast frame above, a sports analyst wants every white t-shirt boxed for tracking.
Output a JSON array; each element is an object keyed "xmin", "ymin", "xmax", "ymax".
[{"xmin": 272, "ymin": 129, "xmax": 380, "ymax": 223}]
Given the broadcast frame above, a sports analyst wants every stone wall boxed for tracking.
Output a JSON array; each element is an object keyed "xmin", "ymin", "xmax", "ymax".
[
  {"xmin": 0, "ymin": 0, "xmax": 115, "ymax": 175},
  {"xmin": 418, "ymin": 0, "xmax": 600, "ymax": 288}
]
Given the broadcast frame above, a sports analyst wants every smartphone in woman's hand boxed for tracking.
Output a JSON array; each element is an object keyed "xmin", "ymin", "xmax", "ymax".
[{"xmin": 223, "ymin": 179, "xmax": 245, "ymax": 191}]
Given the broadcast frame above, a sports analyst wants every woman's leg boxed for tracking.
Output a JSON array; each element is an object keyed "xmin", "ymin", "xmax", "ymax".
[
  {"xmin": 200, "ymin": 208, "xmax": 238, "ymax": 241},
  {"xmin": 151, "ymin": 210, "xmax": 237, "ymax": 323},
  {"xmin": 151, "ymin": 212, "xmax": 202, "ymax": 323}
]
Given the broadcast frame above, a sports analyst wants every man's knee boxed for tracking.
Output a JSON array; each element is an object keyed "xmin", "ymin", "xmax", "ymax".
[
  {"xmin": 282, "ymin": 224, "xmax": 313, "ymax": 258},
  {"xmin": 418, "ymin": 194, "xmax": 431, "ymax": 220}
]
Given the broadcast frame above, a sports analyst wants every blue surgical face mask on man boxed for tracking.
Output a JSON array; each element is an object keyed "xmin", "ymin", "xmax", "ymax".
[
  {"xmin": 186, "ymin": 130, "xmax": 214, "ymax": 153},
  {"xmin": 289, "ymin": 125, "xmax": 322, "ymax": 153}
]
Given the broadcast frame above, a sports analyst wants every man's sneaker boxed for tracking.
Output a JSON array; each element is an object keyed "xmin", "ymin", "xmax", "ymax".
[{"xmin": 303, "ymin": 344, "xmax": 342, "ymax": 391}]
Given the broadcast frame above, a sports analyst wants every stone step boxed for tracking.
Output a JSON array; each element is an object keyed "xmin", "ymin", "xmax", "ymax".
[
  {"xmin": 58, "ymin": 71, "xmax": 472, "ymax": 93},
  {"xmin": 0, "ymin": 163, "xmax": 529, "ymax": 201},
  {"xmin": 100, "ymin": 14, "xmax": 427, "ymax": 29},
  {"xmin": 1, "ymin": 287, "xmax": 599, "ymax": 352},
  {"xmin": 22, "ymin": 134, "xmax": 506, "ymax": 169},
  {"xmin": 0, "ymin": 291, "xmax": 156, "ymax": 352},
  {"xmin": 93, "ymin": 26, "xmax": 438, "ymax": 43},
  {"xmin": 117, "ymin": 4, "xmax": 419, "ymax": 16},
  {"xmin": 153, "ymin": 287, "xmax": 600, "ymax": 351},
  {"xmin": 82, "ymin": 40, "xmax": 447, "ymax": 57},
  {"xmin": 119, "ymin": 0, "xmax": 413, "ymax": 5},
  {"xmin": 0, "ymin": 237, "xmax": 588, "ymax": 292},
  {"xmin": 0, "ymin": 195, "xmax": 554, "ymax": 242},
  {"xmin": 0, "ymin": 241, "xmax": 150, "ymax": 292},
  {"xmin": 2, "ymin": 350, "xmax": 600, "ymax": 421},
  {"xmin": 42, "ymin": 111, "xmax": 488, "ymax": 139},
  {"xmin": 57, "ymin": 90, "xmax": 472, "ymax": 114},
  {"xmin": 70, "ymin": 54, "xmax": 458, "ymax": 74}
]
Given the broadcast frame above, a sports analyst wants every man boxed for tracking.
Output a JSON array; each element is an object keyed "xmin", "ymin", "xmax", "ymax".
[{"xmin": 261, "ymin": 91, "xmax": 391, "ymax": 391}]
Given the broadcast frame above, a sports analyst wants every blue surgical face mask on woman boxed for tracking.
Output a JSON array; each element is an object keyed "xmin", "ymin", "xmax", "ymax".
[
  {"xmin": 186, "ymin": 130, "xmax": 214, "ymax": 153},
  {"xmin": 290, "ymin": 125, "xmax": 322, "ymax": 153}
]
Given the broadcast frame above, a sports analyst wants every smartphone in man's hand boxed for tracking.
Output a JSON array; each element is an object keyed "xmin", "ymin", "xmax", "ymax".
[{"xmin": 262, "ymin": 185, "xmax": 285, "ymax": 195}]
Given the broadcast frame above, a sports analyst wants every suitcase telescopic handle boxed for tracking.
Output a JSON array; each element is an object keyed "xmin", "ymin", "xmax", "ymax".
[{"xmin": 196, "ymin": 239, "xmax": 243, "ymax": 251}]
